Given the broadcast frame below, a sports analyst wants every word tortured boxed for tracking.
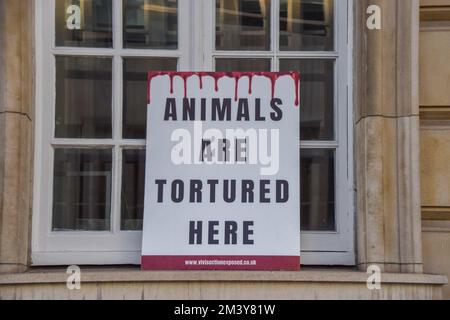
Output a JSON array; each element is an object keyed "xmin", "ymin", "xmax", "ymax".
[{"xmin": 155, "ymin": 179, "xmax": 289, "ymax": 204}]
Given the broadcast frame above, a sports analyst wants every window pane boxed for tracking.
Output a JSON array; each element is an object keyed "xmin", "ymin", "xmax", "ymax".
[
  {"xmin": 55, "ymin": 0, "xmax": 113, "ymax": 48},
  {"xmin": 52, "ymin": 149, "xmax": 112, "ymax": 231},
  {"xmin": 55, "ymin": 56, "xmax": 112, "ymax": 139},
  {"xmin": 215, "ymin": 58, "xmax": 271, "ymax": 72},
  {"xmin": 216, "ymin": 0, "xmax": 271, "ymax": 51},
  {"xmin": 279, "ymin": 0, "xmax": 334, "ymax": 51},
  {"xmin": 279, "ymin": 59, "xmax": 334, "ymax": 140},
  {"xmin": 121, "ymin": 149, "xmax": 146, "ymax": 230},
  {"xmin": 123, "ymin": 58, "xmax": 177, "ymax": 139},
  {"xmin": 123, "ymin": 0, "xmax": 178, "ymax": 49},
  {"xmin": 301, "ymin": 149, "xmax": 335, "ymax": 231}
]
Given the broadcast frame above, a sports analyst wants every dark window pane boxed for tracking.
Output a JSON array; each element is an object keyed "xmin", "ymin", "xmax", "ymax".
[
  {"xmin": 215, "ymin": 58, "xmax": 271, "ymax": 72},
  {"xmin": 121, "ymin": 149, "xmax": 146, "ymax": 230},
  {"xmin": 280, "ymin": 59, "xmax": 334, "ymax": 140},
  {"xmin": 55, "ymin": 0, "xmax": 113, "ymax": 48},
  {"xmin": 216, "ymin": 0, "xmax": 271, "ymax": 51},
  {"xmin": 301, "ymin": 149, "xmax": 335, "ymax": 231},
  {"xmin": 123, "ymin": 0, "xmax": 178, "ymax": 49},
  {"xmin": 52, "ymin": 148, "xmax": 112, "ymax": 231},
  {"xmin": 123, "ymin": 58, "xmax": 177, "ymax": 139},
  {"xmin": 279, "ymin": 0, "xmax": 334, "ymax": 51},
  {"xmin": 55, "ymin": 56, "xmax": 112, "ymax": 139}
]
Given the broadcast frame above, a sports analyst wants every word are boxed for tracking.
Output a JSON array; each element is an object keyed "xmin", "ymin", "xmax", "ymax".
[{"xmin": 172, "ymin": 121, "xmax": 280, "ymax": 175}]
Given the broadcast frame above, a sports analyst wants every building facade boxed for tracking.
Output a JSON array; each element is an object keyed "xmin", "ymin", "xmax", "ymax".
[{"xmin": 0, "ymin": 0, "xmax": 449, "ymax": 299}]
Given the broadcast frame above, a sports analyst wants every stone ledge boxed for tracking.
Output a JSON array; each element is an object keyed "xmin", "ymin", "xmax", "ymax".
[
  {"xmin": 0, "ymin": 268, "xmax": 447, "ymax": 286},
  {"xmin": 1, "ymin": 268, "xmax": 446, "ymax": 300}
]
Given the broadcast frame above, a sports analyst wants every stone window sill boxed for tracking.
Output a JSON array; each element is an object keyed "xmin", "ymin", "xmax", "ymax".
[{"xmin": 0, "ymin": 267, "xmax": 447, "ymax": 286}]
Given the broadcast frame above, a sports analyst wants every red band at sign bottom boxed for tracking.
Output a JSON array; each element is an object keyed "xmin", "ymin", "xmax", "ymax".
[{"xmin": 141, "ymin": 255, "xmax": 301, "ymax": 271}]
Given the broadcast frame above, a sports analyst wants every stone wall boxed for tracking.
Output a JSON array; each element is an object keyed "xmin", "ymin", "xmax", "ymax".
[
  {"xmin": 354, "ymin": 0, "xmax": 423, "ymax": 273},
  {"xmin": 420, "ymin": 0, "xmax": 450, "ymax": 300},
  {"xmin": 0, "ymin": 0, "xmax": 34, "ymax": 274},
  {"xmin": 0, "ymin": 269, "xmax": 446, "ymax": 300}
]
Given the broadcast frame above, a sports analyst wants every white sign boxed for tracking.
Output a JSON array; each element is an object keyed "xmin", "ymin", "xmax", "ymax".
[{"xmin": 141, "ymin": 72, "xmax": 301, "ymax": 270}]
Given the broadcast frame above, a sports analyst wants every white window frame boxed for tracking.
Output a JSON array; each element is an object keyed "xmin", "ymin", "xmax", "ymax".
[
  {"xmin": 32, "ymin": 0, "xmax": 191, "ymax": 265},
  {"xmin": 192, "ymin": 0, "xmax": 354, "ymax": 265},
  {"xmin": 33, "ymin": 0, "xmax": 354, "ymax": 266}
]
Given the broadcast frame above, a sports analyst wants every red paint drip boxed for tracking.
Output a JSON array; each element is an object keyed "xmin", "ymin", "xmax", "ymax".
[
  {"xmin": 147, "ymin": 71, "xmax": 301, "ymax": 107},
  {"xmin": 181, "ymin": 74, "xmax": 189, "ymax": 99},
  {"xmin": 248, "ymin": 74, "xmax": 253, "ymax": 94},
  {"xmin": 233, "ymin": 73, "xmax": 239, "ymax": 101},
  {"xmin": 291, "ymin": 72, "xmax": 301, "ymax": 106},
  {"xmin": 169, "ymin": 74, "xmax": 174, "ymax": 94},
  {"xmin": 269, "ymin": 74, "xmax": 279, "ymax": 100},
  {"xmin": 214, "ymin": 77, "xmax": 219, "ymax": 92}
]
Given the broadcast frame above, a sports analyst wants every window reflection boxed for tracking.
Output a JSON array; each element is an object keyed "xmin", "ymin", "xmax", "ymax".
[
  {"xmin": 301, "ymin": 149, "xmax": 335, "ymax": 231},
  {"xmin": 121, "ymin": 149, "xmax": 146, "ymax": 231},
  {"xmin": 52, "ymin": 149, "xmax": 112, "ymax": 231},
  {"xmin": 216, "ymin": 0, "xmax": 271, "ymax": 51},
  {"xmin": 55, "ymin": 56, "xmax": 112, "ymax": 139},
  {"xmin": 123, "ymin": 0, "xmax": 178, "ymax": 49},
  {"xmin": 215, "ymin": 58, "xmax": 271, "ymax": 72},
  {"xmin": 123, "ymin": 58, "xmax": 177, "ymax": 139},
  {"xmin": 280, "ymin": 59, "xmax": 334, "ymax": 140},
  {"xmin": 55, "ymin": 0, "xmax": 113, "ymax": 48},
  {"xmin": 279, "ymin": 0, "xmax": 334, "ymax": 51}
]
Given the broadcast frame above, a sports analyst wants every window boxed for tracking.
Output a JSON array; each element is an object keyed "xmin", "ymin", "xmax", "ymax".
[
  {"xmin": 33, "ymin": 0, "xmax": 190, "ymax": 265},
  {"xmin": 33, "ymin": 0, "xmax": 353, "ymax": 265},
  {"xmin": 203, "ymin": 0, "xmax": 353, "ymax": 264}
]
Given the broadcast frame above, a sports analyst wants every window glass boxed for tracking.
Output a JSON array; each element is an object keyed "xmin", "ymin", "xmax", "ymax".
[
  {"xmin": 38, "ymin": 0, "xmax": 351, "ymax": 264},
  {"xmin": 215, "ymin": 58, "xmax": 271, "ymax": 72},
  {"xmin": 123, "ymin": 0, "xmax": 178, "ymax": 49},
  {"xmin": 55, "ymin": 0, "xmax": 113, "ymax": 48},
  {"xmin": 280, "ymin": 59, "xmax": 334, "ymax": 141},
  {"xmin": 121, "ymin": 149, "xmax": 146, "ymax": 231},
  {"xmin": 300, "ymin": 149, "xmax": 335, "ymax": 231},
  {"xmin": 52, "ymin": 148, "xmax": 112, "ymax": 231},
  {"xmin": 55, "ymin": 56, "xmax": 112, "ymax": 139},
  {"xmin": 216, "ymin": 0, "xmax": 271, "ymax": 51},
  {"xmin": 279, "ymin": 0, "xmax": 334, "ymax": 51},
  {"xmin": 123, "ymin": 58, "xmax": 177, "ymax": 139}
]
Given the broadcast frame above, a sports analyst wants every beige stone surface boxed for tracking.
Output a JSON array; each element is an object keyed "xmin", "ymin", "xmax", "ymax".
[
  {"xmin": 420, "ymin": 30, "xmax": 450, "ymax": 107},
  {"xmin": 0, "ymin": 0, "xmax": 35, "ymax": 116},
  {"xmin": 0, "ymin": 282, "xmax": 444, "ymax": 300},
  {"xmin": 423, "ymin": 221, "xmax": 450, "ymax": 299},
  {"xmin": 421, "ymin": 0, "xmax": 450, "ymax": 5},
  {"xmin": 356, "ymin": 116, "xmax": 423, "ymax": 273},
  {"xmin": 420, "ymin": 128, "xmax": 450, "ymax": 207},
  {"xmin": 355, "ymin": 0, "xmax": 420, "ymax": 121},
  {"xmin": 0, "ymin": 113, "xmax": 32, "ymax": 272},
  {"xmin": 0, "ymin": 0, "xmax": 34, "ymax": 273},
  {"xmin": 0, "ymin": 269, "xmax": 446, "ymax": 300},
  {"xmin": 419, "ymin": 0, "xmax": 450, "ymax": 302},
  {"xmin": 356, "ymin": 116, "xmax": 385, "ymax": 267},
  {"xmin": 354, "ymin": 0, "xmax": 424, "ymax": 274}
]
